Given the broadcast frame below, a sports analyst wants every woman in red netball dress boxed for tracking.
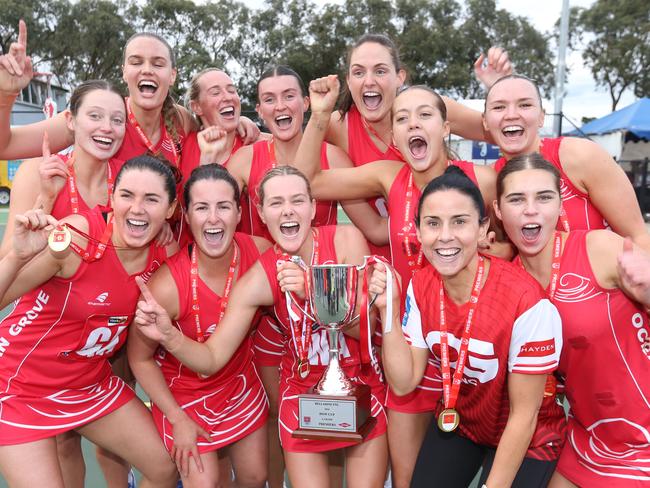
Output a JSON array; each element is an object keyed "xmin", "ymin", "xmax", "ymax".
[
  {"xmin": 0, "ymin": 78, "xmax": 135, "ymax": 487},
  {"xmin": 296, "ymin": 75, "xmax": 504, "ymax": 487},
  {"xmin": 326, "ymin": 34, "xmax": 511, "ymax": 259},
  {"xmin": 0, "ymin": 156, "xmax": 179, "ymax": 487},
  {"xmin": 484, "ymin": 75, "xmax": 650, "ymax": 249},
  {"xmin": 0, "ymin": 80, "xmax": 125, "ymax": 259},
  {"xmin": 134, "ymin": 166, "xmax": 388, "ymax": 488},
  {"xmin": 371, "ymin": 165, "xmax": 564, "ymax": 487},
  {"xmin": 203, "ymin": 65, "xmax": 383, "ymax": 245},
  {"xmin": 128, "ymin": 164, "xmax": 269, "ymax": 488},
  {"xmin": 494, "ymin": 153, "xmax": 650, "ymax": 487},
  {"xmin": 180, "ymin": 68, "xmax": 267, "ymax": 237},
  {"xmin": 0, "ymin": 22, "xmax": 258, "ymax": 166}
]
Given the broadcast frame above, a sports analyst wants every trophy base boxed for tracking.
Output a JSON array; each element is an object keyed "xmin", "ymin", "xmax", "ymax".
[{"xmin": 292, "ymin": 384, "xmax": 376, "ymax": 443}]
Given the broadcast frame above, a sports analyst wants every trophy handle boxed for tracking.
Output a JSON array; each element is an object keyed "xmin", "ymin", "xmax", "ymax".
[
  {"xmin": 284, "ymin": 256, "xmax": 316, "ymax": 322},
  {"xmin": 349, "ymin": 255, "xmax": 378, "ymax": 321}
]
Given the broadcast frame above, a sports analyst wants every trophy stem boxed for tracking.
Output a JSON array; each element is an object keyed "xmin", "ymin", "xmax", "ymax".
[{"xmin": 315, "ymin": 325, "xmax": 355, "ymax": 396}]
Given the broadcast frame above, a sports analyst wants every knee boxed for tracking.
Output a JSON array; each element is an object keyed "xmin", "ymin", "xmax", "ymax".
[
  {"xmin": 234, "ymin": 470, "xmax": 268, "ymax": 488},
  {"xmin": 55, "ymin": 433, "xmax": 82, "ymax": 459},
  {"xmin": 142, "ymin": 457, "xmax": 178, "ymax": 485}
]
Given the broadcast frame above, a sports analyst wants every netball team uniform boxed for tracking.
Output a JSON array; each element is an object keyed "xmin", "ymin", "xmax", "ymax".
[
  {"xmin": 494, "ymin": 137, "xmax": 608, "ymax": 231},
  {"xmin": 50, "ymin": 153, "xmax": 122, "ymax": 217},
  {"xmin": 248, "ymin": 140, "xmax": 338, "ymax": 368},
  {"xmin": 0, "ymin": 209, "xmax": 167, "ymax": 444},
  {"xmin": 116, "ymin": 107, "xmax": 184, "ymax": 168},
  {"xmin": 402, "ymin": 258, "xmax": 565, "ymax": 485},
  {"xmin": 151, "ymin": 233, "xmax": 268, "ymax": 454},
  {"xmin": 246, "ymin": 140, "xmax": 337, "ymax": 241},
  {"xmin": 550, "ymin": 231, "xmax": 650, "ymax": 486},
  {"xmin": 385, "ymin": 161, "xmax": 478, "ymax": 413},
  {"xmin": 257, "ymin": 226, "xmax": 387, "ymax": 452},
  {"xmin": 179, "ymin": 132, "xmax": 252, "ymax": 244},
  {"xmin": 345, "ymin": 105, "xmax": 405, "ymax": 259}
]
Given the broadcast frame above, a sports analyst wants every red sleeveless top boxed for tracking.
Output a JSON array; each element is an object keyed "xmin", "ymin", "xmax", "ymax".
[
  {"xmin": 156, "ymin": 233, "xmax": 261, "ymax": 391},
  {"xmin": 247, "ymin": 140, "xmax": 337, "ymax": 241},
  {"xmin": 387, "ymin": 161, "xmax": 478, "ymax": 284},
  {"xmin": 494, "ymin": 137, "xmax": 607, "ymax": 231}
]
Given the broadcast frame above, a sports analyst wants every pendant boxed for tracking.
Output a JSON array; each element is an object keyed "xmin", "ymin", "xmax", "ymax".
[
  {"xmin": 48, "ymin": 225, "xmax": 71, "ymax": 253},
  {"xmin": 298, "ymin": 360, "xmax": 310, "ymax": 379},
  {"xmin": 437, "ymin": 408, "xmax": 460, "ymax": 433}
]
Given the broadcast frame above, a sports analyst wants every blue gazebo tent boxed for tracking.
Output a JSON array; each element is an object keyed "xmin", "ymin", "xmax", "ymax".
[{"xmin": 569, "ymin": 98, "xmax": 650, "ymax": 139}]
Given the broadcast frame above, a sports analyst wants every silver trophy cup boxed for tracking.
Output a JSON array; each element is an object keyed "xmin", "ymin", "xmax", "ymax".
[
  {"xmin": 288, "ymin": 258, "xmax": 378, "ymax": 441},
  {"xmin": 309, "ymin": 264, "xmax": 360, "ymax": 396}
]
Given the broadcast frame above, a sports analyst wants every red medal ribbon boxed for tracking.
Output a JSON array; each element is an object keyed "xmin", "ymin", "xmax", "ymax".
[
  {"xmin": 439, "ymin": 256, "xmax": 485, "ymax": 411},
  {"xmin": 280, "ymin": 228, "xmax": 319, "ymax": 374},
  {"xmin": 190, "ymin": 242, "xmax": 239, "ymax": 344},
  {"xmin": 268, "ymin": 138, "xmax": 277, "ymax": 168},
  {"xmin": 126, "ymin": 97, "xmax": 179, "ymax": 167},
  {"xmin": 362, "ymin": 118, "xmax": 402, "ymax": 160},
  {"xmin": 547, "ymin": 231, "xmax": 563, "ymax": 299},
  {"xmin": 66, "ymin": 215, "xmax": 114, "ymax": 263},
  {"xmin": 65, "ymin": 153, "xmax": 114, "ymax": 214},
  {"xmin": 402, "ymin": 171, "xmax": 424, "ymax": 276}
]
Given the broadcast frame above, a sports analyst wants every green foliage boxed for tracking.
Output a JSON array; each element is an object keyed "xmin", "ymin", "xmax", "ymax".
[
  {"xmin": 574, "ymin": 0, "xmax": 650, "ymax": 110},
  {"xmin": 3, "ymin": 0, "xmax": 562, "ymax": 110}
]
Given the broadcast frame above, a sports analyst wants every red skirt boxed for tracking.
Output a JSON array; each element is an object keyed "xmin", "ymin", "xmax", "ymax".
[
  {"xmin": 0, "ymin": 375, "xmax": 135, "ymax": 445},
  {"xmin": 152, "ymin": 360, "xmax": 268, "ymax": 454}
]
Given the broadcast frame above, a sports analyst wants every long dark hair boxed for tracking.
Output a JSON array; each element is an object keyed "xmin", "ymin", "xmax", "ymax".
[{"xmin": 337, "ymin": 34, "xmax": 404, "ymax": 119}]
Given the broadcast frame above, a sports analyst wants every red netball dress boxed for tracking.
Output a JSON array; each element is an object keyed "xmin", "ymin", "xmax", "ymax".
[
  {"xmin": 402, "ymin": 257, "xmax": 565, "ymax": 461},
  {"xmin": 50, "ymin": 153, "xmax": 122, "ymax": 218},
  {"xmin": 0, "ymin": 209, "xmax": 167, "ymax": 444},
  {"xmin": 246, "ymin": 140, "xmax": 337, "ymax": 241},
  {"xmin": 345, "ymin": 105, "xmax": 405, "ymax": 259},
  {"xmin": 151, "ymin": 233, "xmax": 268, "ymax": 453},
  {"xmin": 257, "ymin": 226, "xmax": 387, "ymax": 452},
  {"xmin": 551, "ymin": 231, "xmax": 650, "ymax": 486},
  {"xmin": 494, "ymin": 138, "xmax": 608, "ymax": 231},
  {"xmin": 116, "ymin": 99, "xmax": 184, "ymax": 168},
  {"xmin": 385, "ymin": 161, "xmax": 479, "ymax": 413}
]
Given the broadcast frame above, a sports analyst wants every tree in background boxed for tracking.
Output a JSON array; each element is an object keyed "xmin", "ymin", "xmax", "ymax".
[
  {"xmin": 1, "ymin": 0, "xmax": 559, "ymax": 111},
  {"xmin": 573, "ymin": 0, "xmax": 650, "ymax": 110}
]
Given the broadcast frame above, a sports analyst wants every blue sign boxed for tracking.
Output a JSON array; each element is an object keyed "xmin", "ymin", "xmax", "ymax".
[{"xmin": 471, "ymin": 142, "xmax": 500, "ymax": 160}]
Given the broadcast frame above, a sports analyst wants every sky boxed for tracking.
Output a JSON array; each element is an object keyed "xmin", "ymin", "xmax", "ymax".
[{"xmin": 241, "ymin": 0, "xmax": 638, "ymax": 127}]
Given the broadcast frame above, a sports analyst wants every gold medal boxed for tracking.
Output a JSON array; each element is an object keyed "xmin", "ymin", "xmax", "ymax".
[
  {"xmin": 298, "ymin": 360, "xmax": 310, "ymax": 379},
  {"xmin": 48, "ymin": 225, "xmax": 71, "ymax": 253},
  {"xmin": 437, "ymin": 408, "xmax": 460, "ymax": 432}
]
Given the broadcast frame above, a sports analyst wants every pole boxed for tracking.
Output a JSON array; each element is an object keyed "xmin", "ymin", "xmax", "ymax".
[{"xmin": 553, "ymin": 0, "xmax": 570, "ymax": 137}]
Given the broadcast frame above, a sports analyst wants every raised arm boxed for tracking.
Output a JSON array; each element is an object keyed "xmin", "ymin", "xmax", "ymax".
[
  {"xmin": 0, "ymin": 209, "xmax": 68, "ymax": 308},
  {"xmin": 0, "ymin": 133, "xmax": 68, "ymax": 258},
  {"xmin": 371, "ymin": 264, "xmax": 428, "ymax": 395},
  {"xmin": 0, "ymin": 22, "xmax": 73, "ymax": 158},
  {"xmin": 444, "ymin": 47, "xmax": 512, "ymax": 143},
  {"xmin": 134, "ymin": 261, "xmax": 274, "ymax": 376},
  {"xmin": 294, "ymin": 75, "xmax": 341, "ymax": 180}
]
